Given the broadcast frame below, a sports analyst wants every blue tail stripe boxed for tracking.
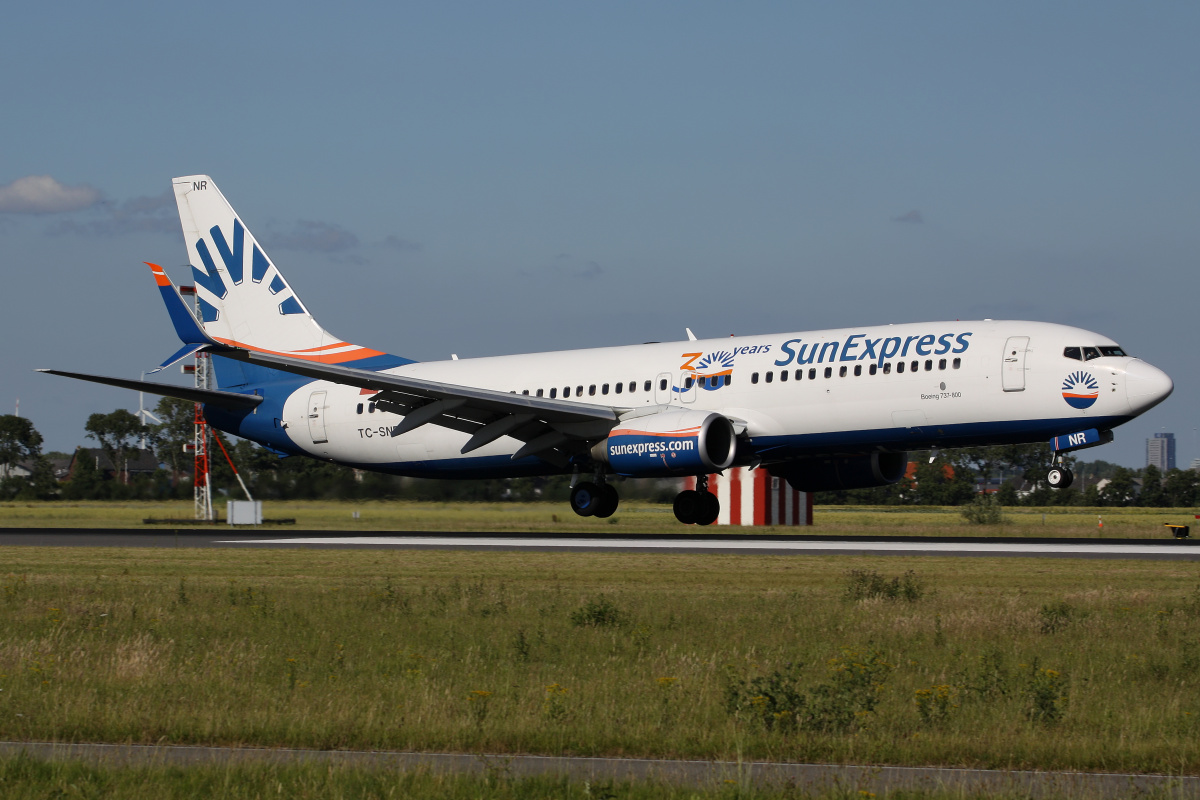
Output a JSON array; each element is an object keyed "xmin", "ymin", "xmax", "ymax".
[
  {"xmin": 193, "ymin": 240, "xmax": 228, "ymax": 299},
  {"xmin": 156, "ymin": 283, "xmax": 211, "ymax": 344},
  {"xmin": 251, "ymin": 244, "xmax": 270, "ymax": 283},
  {"xmin": 210, "ymin": 220, "xmax": 245, "ymax": 285}
]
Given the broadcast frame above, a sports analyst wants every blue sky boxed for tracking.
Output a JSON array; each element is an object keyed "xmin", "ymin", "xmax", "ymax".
[{"xmin": 2, "ymin": 2, "xmax": 1197, "ymax": 466}]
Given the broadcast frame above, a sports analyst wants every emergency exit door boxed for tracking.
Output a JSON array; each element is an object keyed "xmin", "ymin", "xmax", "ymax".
[{"xmin": 1002, "ymin": 337, "xmax": 1029, "ymax": 392}]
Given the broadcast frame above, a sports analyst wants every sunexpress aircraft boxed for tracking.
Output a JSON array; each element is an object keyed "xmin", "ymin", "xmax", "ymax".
[{"xmin": 43, "ymin": 176, "xmax": 1174, "ymax": 525}]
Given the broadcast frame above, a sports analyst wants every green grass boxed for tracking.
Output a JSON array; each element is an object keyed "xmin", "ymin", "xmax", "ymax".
[
  {"xmin": 0, "ymin": 753, "xmax": 1072, "ymax": 800},
  {"xmin": 0, "ymin": 547, "xmax": 1198, "ymax": 775},
  {"xmin": 0, "ymin": 499, "xmax": 1196, "ymax": 538}
]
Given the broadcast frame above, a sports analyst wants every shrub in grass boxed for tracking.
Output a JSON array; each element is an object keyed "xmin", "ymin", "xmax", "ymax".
[
  {"xmin": 1024, "ymin": 663, "xmax": 1069, "ymax": 725},
  {"xmin": 1038, "ymin": 601, "xmax": 1079, "ymax": 634},
  {"xmin": 569, "ymin": 595, "xmax": 626, "ymax": 628},
  {"xmin": 844, "ymin": 569, "xmax": 925, "ymax": 602},
  {"xmin": 961, "ymin": 494, "xmax": 1004, "ymax": 524}
]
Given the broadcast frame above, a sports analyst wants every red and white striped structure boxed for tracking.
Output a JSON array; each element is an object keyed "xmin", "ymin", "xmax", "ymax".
[{"xmin": 683, "ymin": 468, "xmax": 813, "ymax": 526}]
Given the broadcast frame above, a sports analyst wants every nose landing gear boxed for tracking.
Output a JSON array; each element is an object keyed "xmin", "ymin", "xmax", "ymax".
[
  {"xmin": 1046, "ymin": 457, "xmax": 1074, "ymax": 490},
  {"xmin": 673, "ymin": 476, "xmax": 720, "ymax": 525}
]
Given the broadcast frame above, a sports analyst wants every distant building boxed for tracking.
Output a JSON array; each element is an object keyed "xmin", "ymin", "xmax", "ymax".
[
  {"xmin": 1147, "ymin": 433, "xmax": 1176, "ymax": 472},
  {"xmin": 1191, "ymin": 458, "xmax": 1200, "ymax": 472}
]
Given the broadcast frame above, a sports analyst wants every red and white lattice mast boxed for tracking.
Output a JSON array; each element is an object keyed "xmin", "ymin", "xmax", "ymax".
[{"xmin": 178, "ymin": 284, "xmax": 213, "ymax": 521}]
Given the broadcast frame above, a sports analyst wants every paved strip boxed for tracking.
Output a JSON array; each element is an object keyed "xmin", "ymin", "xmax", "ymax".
[
  {"xmin": 222, "ymin": 535, "xmax": 1200, "ymax": 559},
  {"xmin": 0, "ymin": 742, "xmax": 1193, "ymax": 798}
]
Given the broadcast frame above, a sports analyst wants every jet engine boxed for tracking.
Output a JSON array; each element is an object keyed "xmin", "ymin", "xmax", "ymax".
[
  {"xmin": 592, "ymin": 409, "xmax": 737, "ymax": 477},
  {"xmin": 769, "ymin": 452, "xmax": 907, "ymax": 492}
]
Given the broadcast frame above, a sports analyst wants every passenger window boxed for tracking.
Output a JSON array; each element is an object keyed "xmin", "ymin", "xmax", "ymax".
[
  {"xmin": 550, "ymin": 388, "xmax": 557, "ymax": 399},
  {"xmin": 356, "ymin": 403, "xmax": 363, "ymax": 414},
  {"xmin": 952, "ymin": 358, "xmax": 961, "ymax": 369},
  {"xmin": 824, "ymin": 367, "xmax": 833, "ymax": 378},
  {"xmin": 869, "ymin": 364, "xmax": 877, "ymax": 375},
  {"xmin": 589, "ymin": 385, "xmax": 596, "ymax": 396},
  {"xmin": 536, "ymin": 389, "xmax": 543, "ymax": 397},
  {"xmin": 563, "ymin": 387, "xmax": 571, "ymax": 397},
  {"xmin": 368, "ymin": 402, "xmax": 376, "ymax": 413},
  {"xmin": 1083, "ymin": 347, "xmax": 1101, "ymax": 361},
  {"xmin": 614, "ymin": 382, "xmax": 622, "ymax": 394},
  {"xmin": 883, "ymin": 362, "xmax": 892, "ymax": 374},
  {"xmin": 659, "ymin": 378, "xmax": 667, "ymax": 391},
  {"xmin": 602, "ymin": 383, "xmax": 609, "ymax": 395},
  {"xmin": 854, "ymin": 364, "xmax": 862, "ymax": 376},
  {"xmin": 795, "ymin": 369, "xmax": 803, "ymax": 381},
  {"xmin": 1063, "ymin": 347, "xmax": 1082, "ymax": 361},
  {"xmin": 925, "ymin": 360, "xmax": 933, "ymax": 371},
  {"xmin": 911, "ymin": 360, "xmax": 919, "ymax": 372},
  {"xmin": 751, "ymin": 372, "xmax": 759, "ymax": 384},
  {"xmin": 684, "ymin": 377, "xmax": 694, "ymax": 389},
  {"xmin": 765, "ymin": 371, "xmax": 774, "ymax": 383},
  {"xmin": 629, "ymin": 381, "xmax": 636, "ymax": 392},
  {"xmin": 839, "ymin": 366, "xmax": 847, "ymax": 377},
  {"xmin": 724, "ymin": 375, "xmax": 732, "ymax": 386},
  {"xmin": 897, "ymin": 362, "xmax": 905, "ymax": 374},
  {"xmin": 938, "ymin": 358, "xmax": 946, "ymax": 370},
  {"xmin": 809, "ymin": 368, "xmax": 817, "ymax": 380},
  {"xmin": 522, "ymin": 390, "xmax": 529, "ymax": 395},
  {"xmin": 577, "ymin": 385, "xmax": 584, "ymax": 396},
  {"xmin": 780, "ymin": 370, "xmax": 788, "ymax": 382},
  {"xmin": 644, "ymin": 380, "xmax": 652, "ymax": 392}
]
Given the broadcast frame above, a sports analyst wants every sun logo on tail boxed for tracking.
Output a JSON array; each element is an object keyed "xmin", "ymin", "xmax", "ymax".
[{"xmin": 1062, "ymin": 371, "xmax": 1099, "ymax": 409}]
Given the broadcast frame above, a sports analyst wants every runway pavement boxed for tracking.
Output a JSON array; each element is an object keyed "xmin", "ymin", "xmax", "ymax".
[{"xmin": 1, "ymin": 529, "xmax": 1198, "ymax": 559}]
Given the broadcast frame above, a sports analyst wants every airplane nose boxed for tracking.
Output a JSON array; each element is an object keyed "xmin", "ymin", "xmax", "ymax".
[{"xmin": 1125, "ymin": 359, "xmax": 1173, "ymax": 414}]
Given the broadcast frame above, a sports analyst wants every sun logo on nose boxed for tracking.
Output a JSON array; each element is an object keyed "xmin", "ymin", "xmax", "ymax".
[{"xmin": 1062, "ymin": 371, "xmax": 1100, "ymax": 409}]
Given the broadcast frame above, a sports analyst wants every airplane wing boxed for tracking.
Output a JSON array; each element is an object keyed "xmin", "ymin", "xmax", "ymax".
[
  {"xmin": 36, "ymin": 369, "xmax": 264, "ymax": 411},
  {"xmin": 214, "ymin": 347, "xmax": 622, "ymax": 465}
]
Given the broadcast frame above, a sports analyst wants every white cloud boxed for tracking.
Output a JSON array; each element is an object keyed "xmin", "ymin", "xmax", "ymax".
[
  {"xmin": 0, "ymin": 175, "xmax": 101, "ymax": 214},
  {"xmin": 263, "ymin": 219, "xmax": 360, "ymax": 253}
]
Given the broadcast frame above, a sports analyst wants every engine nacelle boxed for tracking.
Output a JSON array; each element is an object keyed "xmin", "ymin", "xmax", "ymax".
[
  {"xmin": 594, "ymin": 409, "xmax": 737, "ymax": 477},
  {"xmin": 769, "ymin": 452, "xmax": 907, "ymax": 492}
]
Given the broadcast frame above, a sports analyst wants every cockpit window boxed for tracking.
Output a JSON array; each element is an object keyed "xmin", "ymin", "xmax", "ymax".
[
  {"xmin": 1063, "ymin": 347, "xmax": 1082, "ymax": 361},
  {"xmin": 1099, "ymin": 346, "xmax": 1128, "ymax": 357},
  {"xmin": 1083, "ymin": 347, "xmax": 1101, "ymax": 361}
]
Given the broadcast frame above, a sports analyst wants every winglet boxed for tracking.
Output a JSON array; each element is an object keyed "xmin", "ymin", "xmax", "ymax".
[{"xmin": 146, "ymin": 262, "xmax": 220, "ymax": 372}]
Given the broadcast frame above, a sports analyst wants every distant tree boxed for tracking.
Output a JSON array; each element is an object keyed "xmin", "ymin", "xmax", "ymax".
[
  {"xmin": 85, "ymin": 409, "xmax": 148, "ymax": 485},
  {"xmin": 149, "ymin": 397, "xmax": 195, "ymax": 478},
  {"xmin": 0, "ymin": 415, "xmax": 57, "ymax": 500},
  {"xmin": 1101, "ymin": 467, "xmax": 1138, "ymax": 506},
  {"xmin": 1164, "ymin": 468, "xmax": 1199, "ymax": 508},
  {"xmin": 0, "ymin": 415, "xmax": 43, "ymax": 468},
  {"xmin": 63, "ymin": 447, "xmax": 106, "ymax": 500},
  {"xmin": 910, "ymin": 452, "xmax": 976, "ymax": 505},
  {"xmin": 1139, "ymin": 465, "xmax": 1167, "ymax": 507}
]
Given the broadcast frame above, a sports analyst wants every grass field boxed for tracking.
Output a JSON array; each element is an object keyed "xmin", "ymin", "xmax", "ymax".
[
  {"xmin": 1, "ymin": 499, "xmax": 1196, "ymax": 538},
  {"xmin": 0, "ymin": 545, "xmax": 1198, "ymax": 779},
  {"xmin": 0, "ymin": 754, "xmax": 1067, "ymax": 800}
]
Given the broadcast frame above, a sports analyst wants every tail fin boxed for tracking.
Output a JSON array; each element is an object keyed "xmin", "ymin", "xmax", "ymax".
[{"xmin": 172, "ymin": 175, "xmax": 406, "ymax": 370}]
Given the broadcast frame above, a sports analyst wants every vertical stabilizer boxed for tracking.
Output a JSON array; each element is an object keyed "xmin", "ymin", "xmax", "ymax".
[{"xmin": 172, "ymin": 175, "xmax": 399, "ymax": 368}]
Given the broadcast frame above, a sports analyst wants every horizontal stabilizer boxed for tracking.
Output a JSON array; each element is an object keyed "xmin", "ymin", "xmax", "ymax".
[{"xmin": 37, "ymin": 369, "xmax": 263, "ymax": 411}]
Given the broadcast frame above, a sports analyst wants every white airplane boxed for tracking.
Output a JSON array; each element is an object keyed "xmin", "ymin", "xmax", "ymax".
[{"xmin": 42, "ymin": 175, "xmax": 1173, "ymax": 524}]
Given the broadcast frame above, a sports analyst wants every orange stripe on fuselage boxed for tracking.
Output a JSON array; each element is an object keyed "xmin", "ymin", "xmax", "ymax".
[{"xmin": 212, "ymin": 337, "xmax": 387, "ymax": 364}]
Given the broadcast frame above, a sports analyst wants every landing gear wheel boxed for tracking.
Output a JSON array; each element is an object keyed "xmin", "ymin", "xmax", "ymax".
[
  {"xmin": 695, "ymin": 491, "xmax": 720, "ymax": 526},
  {"xmin": 571, "ymin": 482, "xmax": 602, "ymax": 516},
  {"xmin": 592, "ymin": 484, "xmax": 620, "ymax": 518},
  {"xmin": 673, "ymin": 490, "xmax": 702, "ymax": 524},
  {"xmin": 1046, "ymin": 467, "xmax": 1074, "ymax": 489}
]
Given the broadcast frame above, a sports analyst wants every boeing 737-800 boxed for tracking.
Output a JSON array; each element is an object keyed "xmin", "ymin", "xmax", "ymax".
[{"xmin": 42, "ymin": 175, "xmax": 1174, "ymax": 524}]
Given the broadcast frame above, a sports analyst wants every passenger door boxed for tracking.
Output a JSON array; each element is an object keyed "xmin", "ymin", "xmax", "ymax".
[{"xmin": 1002, "ymin": 337, "xmax": 1029, "ymax": 392}]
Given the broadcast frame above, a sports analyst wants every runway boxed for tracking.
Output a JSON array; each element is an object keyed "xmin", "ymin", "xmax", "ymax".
[{"xmin": 0, "ymin": 529, "xmax": 1198, "ymax": 559}]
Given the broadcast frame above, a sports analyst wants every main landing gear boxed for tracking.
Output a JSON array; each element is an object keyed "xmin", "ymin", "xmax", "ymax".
[
  {"xmin": 673, "ymin": 476, "xmax": 720, "ymax": 526},
  {"xmin": 1046, "ymin": 456, "xmax": 1074, "ymax": 489},
  {"xmin": 570, "ymin": 479, "xmax": 619, "ymax": 518}
]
